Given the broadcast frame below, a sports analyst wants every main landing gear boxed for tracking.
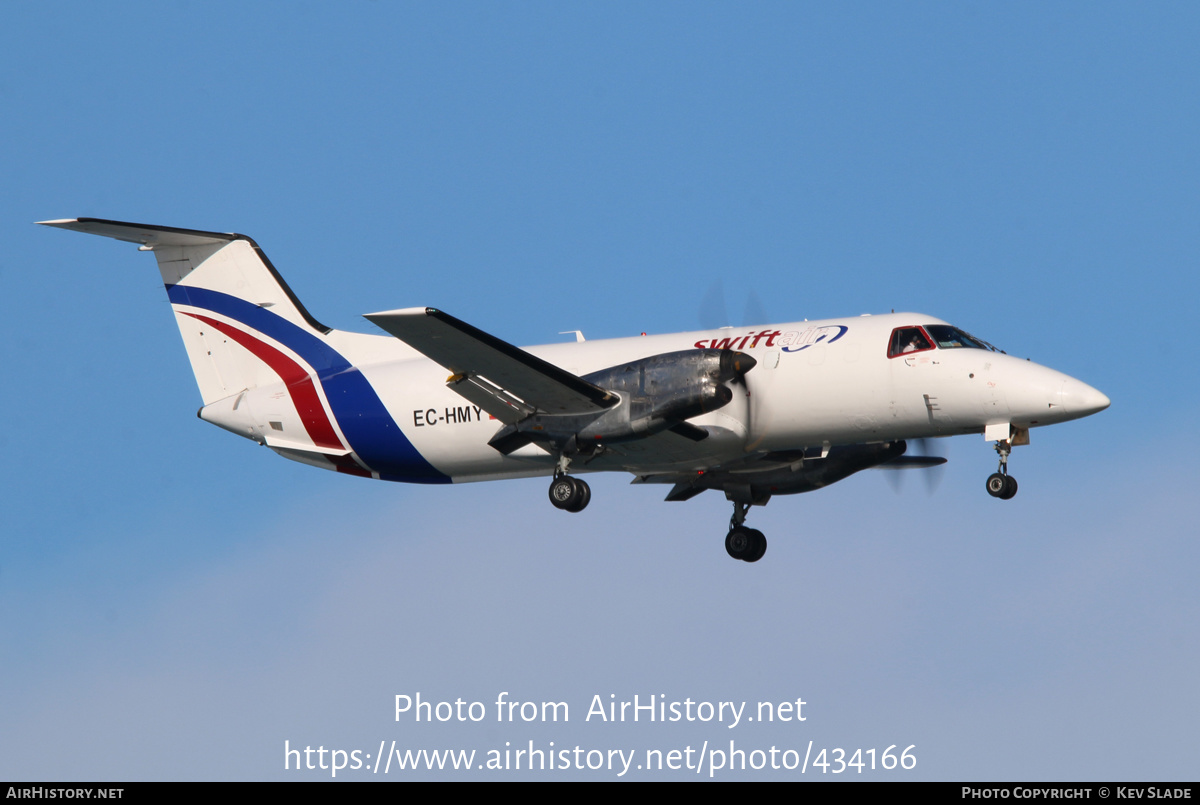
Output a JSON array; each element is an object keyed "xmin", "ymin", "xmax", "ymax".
[
  {"xmin": 547, "ymin": 447, "xmax": 591, "ymax": 513},
  {"xmin": 548, "ymin": 474, "xmax": 591, "ymax": 512},
  {"xmin": 986, "ymin": 439, "xmax": 1018, "ymax": 500},
  {"xmin": 725, "ymin": 502, "xmax": 767, "ymax": 563}
]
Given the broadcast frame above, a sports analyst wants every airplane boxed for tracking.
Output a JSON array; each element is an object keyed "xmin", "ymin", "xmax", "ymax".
[{"xmin": 41, "ymin": 218, "xmax": 1110, "ymax": 562}]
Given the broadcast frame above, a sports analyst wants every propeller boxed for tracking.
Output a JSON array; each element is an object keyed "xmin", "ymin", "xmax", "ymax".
[
  {"xmin": 716, "ymin": 349, "xmax": 757, "ymax": 384},
  {"xmin": 742, "ymin": 290, "xmax": 768, "ymax": 328},
  {"xmin": 699, "ymin": 279, "xmax": 769, "ymax": 330},
  {"xmin": 699, "ymin": 279, "xmax": 729, "ymax": 330},
  {"xmin": 698, "ymin": 280, "xmax": 773, "ymax": 451},
  {"xmin": 881, "ymin": 438, "xmax": 948, "ymax": 495}
]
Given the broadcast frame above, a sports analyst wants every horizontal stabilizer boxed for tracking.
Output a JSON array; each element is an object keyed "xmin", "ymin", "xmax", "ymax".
[
  {"xmin": 38, "ymin": 218, "xmax": 236, "ymax": 248},
  {"xmin": 365, "ymin": 307, "xmax": 617, "ymax": 417}
]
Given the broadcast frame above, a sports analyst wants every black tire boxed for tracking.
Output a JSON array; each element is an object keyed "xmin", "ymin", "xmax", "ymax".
[
  {"xmin": 1000, "ymin": 474, "xmax": 1018, "ymax": 500},
  {"xmin": 986, "ymin": 473, "xmax": 1008, "ymax": 498},
  {"xmin": 549, "ymin": 476, "xmax": 580, "ymax": 510},
  {"xmin": 743, "ymin": 529, "xmax": 768, "ymax": 563},
  {"xmin": 566, "ymin": 478, "xmax": 591, "ymax": 512},
  {"xmin": 725, "ymin": 527, "xmax": 752, "ymax": 560}
]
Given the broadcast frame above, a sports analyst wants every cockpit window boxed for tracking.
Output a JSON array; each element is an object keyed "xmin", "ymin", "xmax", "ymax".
[
  {"xmin": 924, "ymin": 324, "xmax": 1003, "ymax": 353},
  {"xmin": 887, "ymin": 326, "xmax": 934, "ymax": 358}
]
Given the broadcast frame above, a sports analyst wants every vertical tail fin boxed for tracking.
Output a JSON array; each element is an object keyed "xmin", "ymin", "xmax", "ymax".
[
  {"xmin": 41, "ymin": 218, "xmax": 449, "ymax": 484},
  {"xmin": 39, "ymin": 218, "xmax": 330, "ymax": 406}
]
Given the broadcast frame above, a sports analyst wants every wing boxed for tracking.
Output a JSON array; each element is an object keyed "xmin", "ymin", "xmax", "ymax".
[
  {"xmin": 631, "ymin": 442, "xmax": 922, "ymax": 503},
  {"xmin": 364, "ymin": 307, "xmax": 617, "ymax": 423}
]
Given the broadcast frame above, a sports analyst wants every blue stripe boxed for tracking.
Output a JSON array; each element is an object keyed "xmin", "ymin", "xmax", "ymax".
[{"xmin": 169, "ymin": 285, "xmax": 450, "ymax": 484}]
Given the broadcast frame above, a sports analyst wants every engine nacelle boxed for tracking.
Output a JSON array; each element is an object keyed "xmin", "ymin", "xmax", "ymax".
[
  {"xmin": 488, "ymin": 349, "xmax": 756, "ymax": 453},
  {"xmin": 585, "ymin": 348, "xmax": 750, "ymax": 421}
]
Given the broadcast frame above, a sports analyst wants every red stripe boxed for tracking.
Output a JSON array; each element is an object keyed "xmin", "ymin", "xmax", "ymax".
[
  {"xmin": 328, "ymin": 453, "xmax": 372, "ymax": 478},
  {"xmin": 183, "ymin": 312, "xmax": 345, "ymax": 451}
]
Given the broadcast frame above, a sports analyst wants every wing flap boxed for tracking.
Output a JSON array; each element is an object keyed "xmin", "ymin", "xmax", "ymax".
[
  {"xmin": 365, "ymin": 307, "xmax": 617, "ymax": 416},
  {"xmin": 446, "ymin": 373, "xmax": 535, "ymax": 424}
]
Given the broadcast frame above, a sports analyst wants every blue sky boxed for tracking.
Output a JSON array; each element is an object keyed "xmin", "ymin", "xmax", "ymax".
[{"xmin": 1, "ymin": 2, "xmax": 1196, "ymax": 780}]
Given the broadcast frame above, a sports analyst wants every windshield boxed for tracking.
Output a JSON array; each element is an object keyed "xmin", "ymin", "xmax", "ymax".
[{"xmin": 924, "ymin": 324, "xmax": 1003, "ymax": 353}]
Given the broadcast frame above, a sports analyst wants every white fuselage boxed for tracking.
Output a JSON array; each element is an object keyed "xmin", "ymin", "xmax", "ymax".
[{"xmin": 227, "ymin": 312, "xmax": 1106, "ymax": 483}]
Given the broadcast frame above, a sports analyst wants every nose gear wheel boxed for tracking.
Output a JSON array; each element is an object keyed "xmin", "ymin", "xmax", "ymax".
[{"xmin": 986, "ymin": 440, "xmax": 1018, "ymax": 499}]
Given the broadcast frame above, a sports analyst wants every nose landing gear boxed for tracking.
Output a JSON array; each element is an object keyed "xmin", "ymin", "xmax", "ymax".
[{"xmin": 986, "ymin": 439, "xmax": 1018, "ymax": 500}]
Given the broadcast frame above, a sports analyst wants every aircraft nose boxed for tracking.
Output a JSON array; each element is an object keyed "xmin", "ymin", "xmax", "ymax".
[{"xmin": 1060, "ymin": 377, "xmax": 1110, "ymax": 417}]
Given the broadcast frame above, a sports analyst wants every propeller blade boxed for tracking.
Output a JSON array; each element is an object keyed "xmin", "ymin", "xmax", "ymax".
[
  {"xmin": 915, "ymin": 438, "xmax": 947, "ymax": 494},
  {"xmin": 700, "ymin": 281, "xmax": 772, "ymax": 331},
  {"xmin": 742, "ymin": 290, "xmax": 768, "ymax": 327},
  {"xmin": 699, "ymin": 279, "xmax": 730, "ymax": 330},
  {"xmin": 879, "ymin": 438, "xmax": 948, "ymax": 495}
]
